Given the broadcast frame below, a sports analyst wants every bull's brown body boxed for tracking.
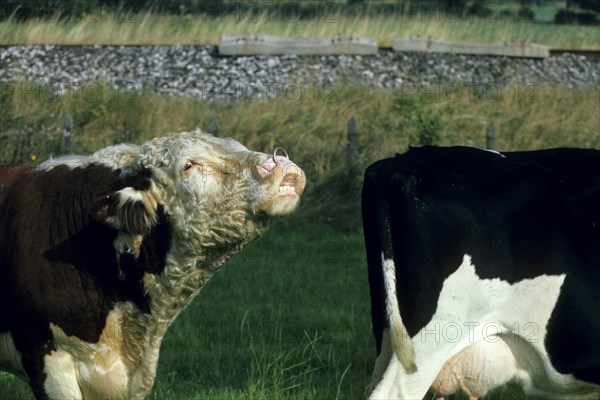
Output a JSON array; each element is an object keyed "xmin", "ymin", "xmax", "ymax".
[{"xmin": 0, "ymin": 131, "xmax": 305, "ymax": 399}]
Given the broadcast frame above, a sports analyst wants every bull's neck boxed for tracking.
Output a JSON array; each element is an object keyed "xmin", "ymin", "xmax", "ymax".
[
  {"xmin": 148, "ymin": 251, "xmax": 232, "ymax": 321},
  {"xmin": 125, "ymin": 249, "xmax": 238, "ymax": 398},
  {"xmin": 124, "ymin": 218, "xmax": 267, "ymax": 397}
]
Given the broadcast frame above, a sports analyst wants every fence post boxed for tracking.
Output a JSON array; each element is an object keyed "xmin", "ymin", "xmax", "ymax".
[
  {"xmin": 486, "ymin": 122, "xmax": 496, "ymax": 151},
  {"xmin": 347, "ymin": 117, "xmax": 359, "ymax": 171},
  {"xmin": 208, "ymin": 117, "xmax": 219, "ymax": 137},
  {"xmin": 61, "ymin": 112, "xmax": 74, "ymax": 154}
]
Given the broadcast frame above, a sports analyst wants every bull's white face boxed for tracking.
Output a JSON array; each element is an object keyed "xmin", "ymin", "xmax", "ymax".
[
  {"xmin": 141, "ymin": 132, "xmax": 304, "ymax": 214},
  {"xmin": 133, "ymin": 131, "xmax": 306, "ymax": 253}
]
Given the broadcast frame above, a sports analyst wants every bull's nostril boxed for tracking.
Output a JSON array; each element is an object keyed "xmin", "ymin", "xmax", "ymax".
[{"xmin": 273, "ymin": 147, "xmax": 289, "ymax": 165}]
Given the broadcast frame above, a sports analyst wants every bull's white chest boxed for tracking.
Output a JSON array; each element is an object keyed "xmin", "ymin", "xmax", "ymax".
[
  {"xmin": 42, "ymin": 303, "xmax": 161, "ymax": 400},
  {"xmin": 1, "ymin": 330, "xmax": 131, "ymax": 398},
  {"xmin": 44, "ymin": 341, "xmax": 129, "ymax": 399}
]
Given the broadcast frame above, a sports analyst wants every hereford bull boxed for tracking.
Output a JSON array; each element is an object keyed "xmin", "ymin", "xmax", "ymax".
[{"xmin": 0, "ymin": 130, "xmax": 305, "ymax": 399}]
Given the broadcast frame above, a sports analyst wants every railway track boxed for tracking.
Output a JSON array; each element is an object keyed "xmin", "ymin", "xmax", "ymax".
[
  {"xmin": 1, "ymin": 43, "xmax": 600, "ymax": 58},
  {"xmin": 549, "ymin": 49, "xmax": 600, "ymax": 57}
]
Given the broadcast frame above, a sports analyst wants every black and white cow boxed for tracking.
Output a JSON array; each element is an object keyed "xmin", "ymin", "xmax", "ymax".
[
  {"xmin": 362, "ymin": 146, "xmax": 600, "ymax": 399},
  {"xmin": 0, "ymin": 130, "xmax": 305, "ymax": 399}
]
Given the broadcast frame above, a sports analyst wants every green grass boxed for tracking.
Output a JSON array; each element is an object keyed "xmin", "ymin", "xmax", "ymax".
[
  {"xmin": 147, "ymin": 222, "xmax": 372, "ymax": 400},
  {"xmin": 0, "ymin": 223, "xmax": 558, "ymax": 399},
  {"xmin": 1, "ymin": 11, "xmax": 599, "ymax": 49}
]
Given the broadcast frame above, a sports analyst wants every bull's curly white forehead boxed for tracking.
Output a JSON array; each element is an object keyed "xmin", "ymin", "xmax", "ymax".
[
  {"xmin": 92, "ymin": 129, "xmax": 248, "ymax": 170},
  {"xmin": 136, "ymin": 129, "xmax": 251, "ymax": 168}
]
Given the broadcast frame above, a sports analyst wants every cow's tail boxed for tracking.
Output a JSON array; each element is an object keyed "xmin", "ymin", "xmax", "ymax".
[
  {"xmin": 364, "ymin": 161, "xmax": 417, "ymax": 374},
  {"xmin": 381, "ymin": 253, "xmax": 417, "ymax": 374}
]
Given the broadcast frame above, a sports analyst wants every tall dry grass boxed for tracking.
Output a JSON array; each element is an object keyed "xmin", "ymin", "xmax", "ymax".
[
  {"xmin": 2, "ymin": 83, "xmax": 598, "ymax": 165},
  {"xmin": 4, "ymin": 82, "xmax": 596, "ymax": 224},
  {"xmin": 1, "ymin": 12, "xmax": 599, "ymax": 49}
]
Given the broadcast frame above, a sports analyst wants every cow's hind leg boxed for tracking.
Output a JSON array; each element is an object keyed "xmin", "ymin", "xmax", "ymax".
[{"xmin": 370, "ymin": 327, "xmax": 394, "ymax": 393}]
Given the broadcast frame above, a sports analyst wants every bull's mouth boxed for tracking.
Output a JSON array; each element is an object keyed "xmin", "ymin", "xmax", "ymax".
[{"xmin": 274, "ymin": 174, "xmax": 300, "ymax": 197}]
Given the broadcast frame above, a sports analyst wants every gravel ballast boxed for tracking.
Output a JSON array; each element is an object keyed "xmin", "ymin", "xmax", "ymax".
[{"xmin": 1, "ymin": 45, "xmax": 598, "ymax": 101}]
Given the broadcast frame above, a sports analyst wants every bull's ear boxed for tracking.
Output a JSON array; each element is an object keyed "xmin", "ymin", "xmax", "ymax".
[{"xmin": 96, "ymin": 169, "xmax": 159, "ymax": 234}]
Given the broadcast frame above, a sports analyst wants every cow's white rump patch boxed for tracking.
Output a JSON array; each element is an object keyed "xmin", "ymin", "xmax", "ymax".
[{"xmin": 370, "ymin": 255, "xmax": 600, "ymax": 400}]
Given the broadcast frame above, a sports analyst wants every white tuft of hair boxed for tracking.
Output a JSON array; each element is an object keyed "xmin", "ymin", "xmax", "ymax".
[
  {"xmin": 36, "ymin": 155, "xmax": 92, "ymax": 171},
  {"xmin": 92, "ymin": 144, "xmax": 141, "ymax": 170}
]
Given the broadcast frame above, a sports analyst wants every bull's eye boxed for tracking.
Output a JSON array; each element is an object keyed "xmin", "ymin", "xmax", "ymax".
[{"xmin": 183, "ymin": 162, "xmax": 193, "ymax": 171}]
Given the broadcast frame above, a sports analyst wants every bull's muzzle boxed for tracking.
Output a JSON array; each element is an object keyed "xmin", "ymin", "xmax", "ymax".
[{"xmin": 258, "ymin": 147, "xmax": 305, "ymax": 210}]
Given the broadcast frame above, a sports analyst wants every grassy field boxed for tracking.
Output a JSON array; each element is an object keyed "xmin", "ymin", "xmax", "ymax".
[{"xmin": 1, "ymin": 11, "xmax": 599, "ymax": 49}]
